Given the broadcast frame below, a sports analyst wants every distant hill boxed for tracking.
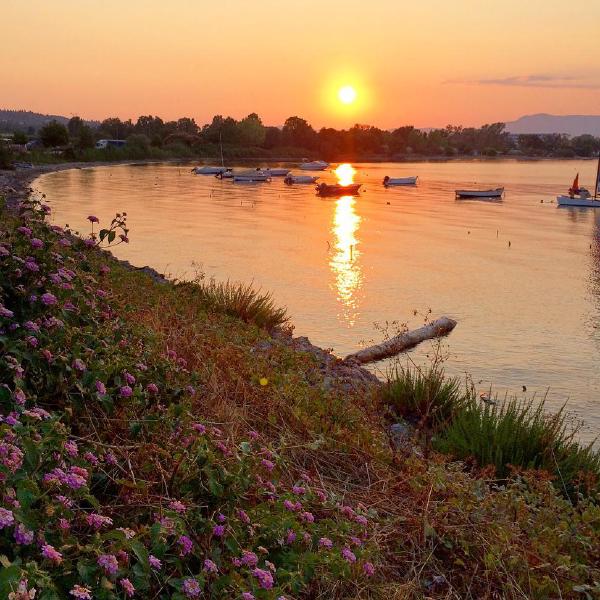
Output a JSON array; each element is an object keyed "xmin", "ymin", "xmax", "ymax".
[
  {"xmin": 0, "ymin": 109, "xmax": 99, "ymax": 133},
  {"xmin": 505, "ymin": 114, "xmax": 600, "ymax": 136}
]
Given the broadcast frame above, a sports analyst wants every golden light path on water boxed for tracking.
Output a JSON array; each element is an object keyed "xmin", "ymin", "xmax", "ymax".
[
  {"xmin": 330, "ymin": 195, "xmax": 362, "ymax": 325},
  {"xmin": 329, "ymin": 163, "xmax": 362, "ymax": 324}
]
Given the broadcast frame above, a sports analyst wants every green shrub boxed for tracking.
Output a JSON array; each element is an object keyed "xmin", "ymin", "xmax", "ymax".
[
  {"xmin": 180, "ymin": 279, "xmax": 289, "ymax": 330},
  {"xmin": 435, "ymin": 395, "xmax": 600, "ymax": 499},
  {"xmin": 381, "ymin": 365, "xmax": 465, "ymax": 431}
]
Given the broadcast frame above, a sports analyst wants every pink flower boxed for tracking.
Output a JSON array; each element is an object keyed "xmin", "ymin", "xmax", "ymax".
[
  {"xmin": 64, "ymin": 440, "xmax": 78, "ymax": 456},
  {"xmin": 120, "ymin": 578, "xmax": 135, "ymax": 597},
  {"xmin": 251, "ymin": 567, "xmax": 274, "ymax": 590},
  {"xmin": 149, "ymin": 555, "xmax": 162, "ymax": 570},
  {"xmin": 168, "ymin": 499, "xmax": 186, "ymax": 513},
  {"xmin": 41, "ymin": 293, "xmax": 58, "ymax": 306},
  {"xmin": 285, "ymin": 529, "xmax": 296, "ymax": 544},
  {"xmin": 70, "ymin": 585, "xmax": 92, "ymax": 599},
  {"xmin": 342, "ymin": 546, "xmax": 356, "ymax": 563},
  {"xmin": 292, "ymin": 485, "xmax": 305, "ymax": 495},
  {"xmin": 203, "ymin": 558, "xmax": 218, "ymax": 574},
  {"xmin": 124, "ymin": 372, "xmax": 135, "ymax": 385},
  {"xmin": 41, "ymin": 543, "xmax": 63, "ymax": 564},
  {"xmin": 95, "ymin": 380, "xmax": 106, "ymax": 394},
  {"xmin": 363, "ymin": 561, "xmax": 375, "ymax": 576},
  {"xmin": 192, "ymin": 423, "xmax": 206, "ymax": 434},
  {"xmin": 355, "ymin": 515, "xmax": 368, "ymax": 527},
  {"xmin": 87, "ymin": 216, "xmax": 99, "ymax": 223},
  {"xmin": 242, "ymin": 594, "xmax": 255, "ymax": 600},
  {"xmin": 13, "ymin": 388, "xmax": 26, "ymax": 405},
  {"xmin": 261, "ymin": 459, "xmax": 274, "ymax": 471},
  {"xmin": 0, "ymin": 507, "xmax": 15, "ymax": 528},
  {"xmin": 119, "ymin": 385, "xmax": 133, "ymax": 398},
  {"xmin": 182, "ymin": 578, "xmax": 201, "ymax": 598},
  {"xmin": 241, "ymin": 551, "xmax": 258, "ymax": 567},
  {"xmin": 14, "ymin": 523, "xmax": 34, "ymax": 545},
  {"xmin": 86, "ymin": 513, "xmax": 113, "ymax": 530},
  {"xmin": 31, "ymin": 238, "xmax": 44, "ymax": 249},
  {"xmin": 72, "ymin": 358, "xmax": 86, "ymax": 372},
  {"xmin": 319, "ymin": 537, "xmax": 333, "ymax": 549},
  {"xmin": 98, "ymin": 553, "xmax": 119, "ymax": 575},
  {"xmin": 212, "ymin": 525, "xmax": 225, "ymax": 537},
  {"xmin": 238, "ymin": 509, "xmax": 250, "ymax": 524},
  {"xmin": 146, "ymin": 383, "xmax": 159, "ymax": 394},
  {"xmin": 300, "ymin": 511, "xmax": 314, "ymax": 523},
  {"xmin": 119, "ymin": 234, "xmax": 129, "ymax": 243},
  {"xmin": 178, "ymin": 534, "xmax": 193, "ymax": 556}
]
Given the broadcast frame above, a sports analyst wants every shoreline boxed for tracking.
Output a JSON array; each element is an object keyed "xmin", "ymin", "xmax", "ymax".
[{"xmin": 1, "ymin": 160, "xmax": 382, "ymax": 391}]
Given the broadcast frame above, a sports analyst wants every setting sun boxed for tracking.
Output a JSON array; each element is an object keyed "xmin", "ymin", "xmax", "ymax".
[{"xmin": 338, "ymin": 85, "xmax": 357, "ymax": 105}]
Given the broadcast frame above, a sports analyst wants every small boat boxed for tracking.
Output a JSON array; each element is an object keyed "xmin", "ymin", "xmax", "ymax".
[
  {"xmin": 299, "ymin": 160, "xmax": 329, "ymax": 171},
  {"xmin": 383, "ymin": 175, "xmax": 418, "ymax": 186},
  {"xmin": 316, "ymin": 182, "xmax": 361, "ymax": 197},
  {"xmin": 557, "ymin": 162, "xmax": 600, "ymax": 207},
  {"xmin": 455, "ymin": 187, "xmax": 504, "ymax": 199},
  {"xmin": 264, "ymin": 168, "xmax": 290, "ymax": 177},
  {"xmin": 233, "ymin": 170, "xmax": 271, "ymax": 183},
  {"xmin": 284, "ymin": 174, "xmax": 319, "ymax": 185},
  {"xmin": 192, "ymin": 166, "xmax": 228, "ymax": 175},
  {"xmin": 215, "ymin": 168, "xmax": 234, "ymax": 179}
]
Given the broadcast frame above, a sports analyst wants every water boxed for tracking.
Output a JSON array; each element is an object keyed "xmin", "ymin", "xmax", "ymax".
[{"xmin": 35, "ymin": 160, "xmax": 600, "ymax": 441}]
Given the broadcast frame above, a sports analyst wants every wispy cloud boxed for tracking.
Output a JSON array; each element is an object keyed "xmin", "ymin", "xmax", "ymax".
[{"xmin": 445, "ymin": 74, "xmax": 600, "ymax": 89}]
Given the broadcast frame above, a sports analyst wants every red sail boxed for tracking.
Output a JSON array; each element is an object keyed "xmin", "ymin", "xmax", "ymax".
[{"xmin": 570, "ymin": 173, "xmax": 580, "ymax": 194}]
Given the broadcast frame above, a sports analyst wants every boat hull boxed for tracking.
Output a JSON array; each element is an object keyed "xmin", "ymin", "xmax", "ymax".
[
  {"xmin": 316, "ymin": 183, "xmax": 361, "ymax": 197},
  {"xmin": 557, "ymin": 195, "xmax": 600, "ymax": 207},
  {"xmin": 300, "ymin": 161, "xmax": 329, "ymax": 171},
  {"xmin": 455, "ymin": 188, "xmax": 504, "ymax": 199},
  {"xmin": 384, "ymin": 176, "xmax": 418, "ymax": 186},
  {"xmin": 233, "ymin": 175, "xmax": 271, "ymax": 183},
  {"xmin": 284, "ymin": 175, "xmax": 319, "ymax": 184},
  {"xmin": 265, "ymin": 168, "xmax": 290, "ymax": 176},
  {"xmin": 193, "ymin": 166, "xmax": 227, "ymax": 175}
]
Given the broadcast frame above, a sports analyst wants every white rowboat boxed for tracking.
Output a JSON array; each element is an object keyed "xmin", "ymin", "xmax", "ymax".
[
  {"xmin": 233, "ymin": 170, "xmax": 271, "ymax": 183},
  {"xmin": 299, "ymin": 160, "xmax": 329, "ymax": 171},
  {"xmin": 455, "ymin": 187, "xmax": 504, "ymax": 199},
  {"xmin": 383, "ymin": 176, "xmax": 418, "ymax": 186},
  {"xmin": 264, "ymin": 168, "xmax": 290, "ymax": 176},
  {"xmin": 284, "ymin": 175, "xmax": 319, "ymax": 184},
  {"xmin": 192, "ymin": 166, "xmax": 228, "ymax": 175}
]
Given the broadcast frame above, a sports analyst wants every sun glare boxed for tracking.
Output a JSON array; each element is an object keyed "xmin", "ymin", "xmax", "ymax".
[
  {"xmin": 338, "ymin": 85, "xmax": 357, "ymax": 105},
  {"xmin": 334, "ymin": 163, "xmax": 356, "ymax": 186}
]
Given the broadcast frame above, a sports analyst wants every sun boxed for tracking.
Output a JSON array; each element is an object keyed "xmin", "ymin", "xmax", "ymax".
[{"xmin": 338, "ymin": 85, "xmax": 357, "ymax": 105}]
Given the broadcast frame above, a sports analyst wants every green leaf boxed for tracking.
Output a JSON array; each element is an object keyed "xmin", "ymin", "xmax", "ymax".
[
  {"xmin": 108, "ymin": 231, "xmax": 116, "ymax": 243},
  {"xmin": 131, "ymin": 540, "xmax": 149, "ymax": 570},
  {"xmin": 99, "ymin": 229, "xmax": 109, "ymax": 241},
  {"xmin": 0, "ymin": 565, "xmax": 22, "ymax": 597}
]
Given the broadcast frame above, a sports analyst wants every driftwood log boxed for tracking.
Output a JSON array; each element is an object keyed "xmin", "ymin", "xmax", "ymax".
[{"xmin": 344, "ymin": 316, "xmax": 457, "ymax": 365}]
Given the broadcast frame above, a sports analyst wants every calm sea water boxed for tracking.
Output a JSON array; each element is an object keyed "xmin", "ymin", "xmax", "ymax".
[{"xmin": 35, "ymin": 160, "xmax": 600, "ymax": 440}]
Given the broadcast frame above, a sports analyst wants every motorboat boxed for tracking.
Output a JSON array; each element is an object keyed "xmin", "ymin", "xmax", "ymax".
[
  {"xmin": 215, "ymin": 168, "xmax": 234, "ymax": 179},
  {"xmin": 284, "ymin": 174, "xmax": 319, "ymax": 185},
  {"xmin": 192, "ymin": 166, "xmax": 228, "ymax": 175},
  {"xmin": 455, "ymin": 187, "xmax": 504, "ymax": 199},
  {"xmin": 557, "ymin": 162, "xmax": 600, "ymax": 207},
  {"xmin": 233, "ymin": 170, "xmax": 271, "ymax": 183},
  {"xmin": 383, "ymin": 175, "xmax": 418, "ymax": 186},
  {"xmin": 299, "ymin": 160, "xmax": 329, "ymax": 171},
  {"xmin": 316, "ymin": 182, "xmax": 361, "ymax": 197},
  {"xmin": 264, "ymin": 167, "xmax": 290, "ymax": 176}
]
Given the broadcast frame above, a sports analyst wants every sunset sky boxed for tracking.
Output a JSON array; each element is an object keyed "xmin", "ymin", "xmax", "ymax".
[{"xmin": 3, "ymin": 0, "xmax": 600, "ymax": 128}]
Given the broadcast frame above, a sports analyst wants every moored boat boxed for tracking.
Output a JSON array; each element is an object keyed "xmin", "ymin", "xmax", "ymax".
[
  {"xmin": 233, "ymin": 170, "xmax": 271, "ymax": 183},
  {"xmin": 383, "ymin": 175, "xmax": 418, "ymax": 186},
  {"xmin": 557, "ymin": 161, "xmax": 600, "ymax": 207},
  {"xmin": 215, "ymin": 168, "xmax": 234, "ymax": 179},
  {"xmin": 316, "ymin": 182, "xmax": 361, "ymax": 197},
  {"xmin": 192, "ymin": 166, "xmax": 228, "ymax": 175},
  {"xmin": 284, "ymin": 174, "xmax": 319, "ymax": 185},
  {"xmin": 299, "ymin": 160, "xmax": 329, "ymax": 171},
  {"xmin": 264, "ymin": 167, "xmax": 291, "ymax": 176},
  {"xmin": 455, "ymin": 187, "xmax": 504, "ymax": 199}
]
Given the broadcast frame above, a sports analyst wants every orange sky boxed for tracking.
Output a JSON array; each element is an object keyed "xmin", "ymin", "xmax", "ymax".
[{"xmin": 2, "ymin": 0, "xmax": 600, "ymax": 128}]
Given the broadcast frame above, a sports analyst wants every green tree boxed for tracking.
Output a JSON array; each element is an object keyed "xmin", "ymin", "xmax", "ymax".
[
  {"xmin": 12, "ymin": 131, "xmax": 28, "ymax": 145},
  {"xmin": 176, "ymin": 117, "xmax": 199, "ymax": 135},
  {"xmin": 77, "ymin": 125, "xmax": 96, "ymax": 149},
  {"xmin": 281, "ymin": 116, "xmax": 318, "ymax": 150},
  {"xmin": 99, "ymin": 117, "xmax": 133, "ymax": 139},
  {"xmin": 39, "ymin": 120, "xmax": 69, "ymax": 147},
  {"xmin": 67, "ymin": 116, "xmax": 84, "ymax": 138},
  {"xmin": 236, "ymin": 113, "xmax": 266, "ymax": 146}
]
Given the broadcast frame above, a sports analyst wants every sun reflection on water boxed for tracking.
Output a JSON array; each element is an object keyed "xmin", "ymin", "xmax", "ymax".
[
  {"xmin": 330, "ymin": 194, "xmax": 362, "ymax": 325},
  {"xmin": 334, "ymin": 163, "xmax": 356, "ymax": 186}
]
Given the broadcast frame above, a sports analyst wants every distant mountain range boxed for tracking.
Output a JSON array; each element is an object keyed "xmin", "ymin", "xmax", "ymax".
[
  {"xmin": 0, "ymin": 109, "xmax": 99, "ymax": 132},
  {"xmin": 505, "ymin": 114, "xmax": 600, "ymax": 136}
]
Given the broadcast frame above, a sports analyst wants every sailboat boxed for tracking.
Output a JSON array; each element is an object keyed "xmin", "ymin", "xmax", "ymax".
[
  {"xmin": 557, "ymin": 156, "xmax": 600, "ymax": 207},
  {"xmin": 192, "ymin": 132, "xmax": 229, "ymax": 176}
]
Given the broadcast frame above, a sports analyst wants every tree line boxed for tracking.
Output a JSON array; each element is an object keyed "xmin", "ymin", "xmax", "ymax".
[{"xmin": 7, "ymin": 113, "xmax": 600, "ymax": 160}]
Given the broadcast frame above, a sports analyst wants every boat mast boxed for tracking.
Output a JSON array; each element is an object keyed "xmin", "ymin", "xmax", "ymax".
[{"xmin": 595, "ymin": 152, "xmax": 600, "ymax": 200}]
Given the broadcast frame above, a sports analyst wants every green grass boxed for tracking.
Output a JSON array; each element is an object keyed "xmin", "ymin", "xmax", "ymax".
[
  {"xmin": 381, "ymin": 365, "xmax": 466, "ymax": 431},
  {"xmin": 435, "ymin": 395, "xmax": 600, "ymax": 499},
  {"xmin": 178, "ymin": 279, "xmax": 289, "ymax": 330}
]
